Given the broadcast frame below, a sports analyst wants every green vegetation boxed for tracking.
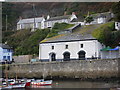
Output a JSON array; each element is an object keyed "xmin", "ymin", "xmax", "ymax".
[
  {"xmin": 73, "ymin": 24, "xmax": 102, "ymax": 35},
  {"xmin": 85, "ymin": 16, "xmax": 94, "ymax": 23},
  {"xmin": 92, "ymin": 22, "xmax": 120, "ymax": 47},
  {"xmin": 2, "ymin": 2, "xmax": 114, "ymax": 31},
  {"xmin": 112, "ymin": 1, "xmax": 120, "ymax": 22},
  {"xmin": 3, "ymin": 29, "xmax": 50, "ymax": 55},
  {"xmin": 46, "ymin": 23, "xmax": 74, "ymax": 38}
]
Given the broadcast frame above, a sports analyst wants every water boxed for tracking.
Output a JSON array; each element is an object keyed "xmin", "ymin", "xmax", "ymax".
[{"xmin": 12, "ymin": 80, "xmax": 120, "ymax": 90}]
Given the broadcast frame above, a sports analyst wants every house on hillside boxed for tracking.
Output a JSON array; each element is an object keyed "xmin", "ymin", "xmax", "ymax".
[
  {"xmin": 115, "ymin": 22, "xmax": 120, "ymax": 30},
  {"xmin": 85, "ymin": 12, "xmax": 114, "ymax": 25},
  {"xmin": 39, "ymin": 34, "xmax": 104, "ymax": 62},
  {"xmin": 17, "ymin": 12, "xmax": 77, "ymax": 30},
  {"xmin": 17, "ymin": 16, "xmax": 45, "ymax": 31},
  {"xmin": 45, "ymin": 12, "xmax": 78, "ymax": 28},
  {"xmin": 0, "ymin": 44, "xmax": 13, "ymax": 62}
]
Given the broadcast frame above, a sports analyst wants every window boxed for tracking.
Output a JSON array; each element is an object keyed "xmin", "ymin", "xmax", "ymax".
[
  {"xmin": 117, "ymin": 22, "xmax": 118, "ymax": 26},
  {"xmin": 81, "ymin": 44, "xmax": 83, "ymax": 48},
  {"xmin": 7, "ymin": 56, "xmax": 10, "ymax": 60},
  {"xmin": 3, "ymin": 56, "xmax": 6, "ymax": 60},
  {"xmin": 52, "ymin": 46, "xmax": 54, "ymax": 50},
  {"xmin": 65, "ymin": 45, "xmax": 68, "ymax": 49}
]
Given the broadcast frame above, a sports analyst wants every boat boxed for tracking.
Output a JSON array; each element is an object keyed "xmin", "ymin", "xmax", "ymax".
[
  {"xmin": 9, "ymin": 79, "xmax": 31, "ymax": 88},
  {"xmin": 0, "ymin": 85, "xmax": 12, "ymax": 89},
  {"xmin": 31, "ymin": 79, "xmax": 52, "ymax": 86},
  {"xmin": 10, "ymin": 83, "xmax": 26, "ymax": 89}
]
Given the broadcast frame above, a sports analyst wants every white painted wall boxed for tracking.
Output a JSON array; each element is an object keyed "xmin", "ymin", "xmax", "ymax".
[
  {"xmin": 0, "ymin": 47, "xmax": 3, "ymax": 61},
  {"xmin": 97, "ymin": 17, "xmax": 106, "ymax": 24},
  {"xmin": 39, "ymin": 40, "xmax": 103, "ymax": 61},
  {"xmin": 115, "ymin": 22, "xmax": 120, "ymax": 30},
  {"xmin": 70, "ymin": 14, "xmax": 77, "ymax": 21}
]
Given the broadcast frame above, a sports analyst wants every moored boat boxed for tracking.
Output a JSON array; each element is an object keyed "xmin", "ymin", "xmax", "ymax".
[{"xmin": 31, "ymin": 79, "xmax": 52, "ymax": 86}]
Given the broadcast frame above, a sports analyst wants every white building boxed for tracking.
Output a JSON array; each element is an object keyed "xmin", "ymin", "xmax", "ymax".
[
  {"xmin": 17, "ymin": 17, "xmax": 45, "ymax": 31},
  {"xmin": 39, "ymin": 34, "xmax": 103, "ymax": 61},
  {"xmin": 85, "ymin": 12, "xmax": 114, "ymax": 25},
  {"xmin": 45, "ymin": 12, "xmax": 77, "ymax": 28},
  {"xmin": 17, "ymin": 12, "xmax": 77, "ymax": 30},
  {"xmin": 0, "ymin": 44, "xmax": 13, "ymax": 62},
  {"xmin": 115, "ymin": 22, "xmax": 120, "ymax": 30}
]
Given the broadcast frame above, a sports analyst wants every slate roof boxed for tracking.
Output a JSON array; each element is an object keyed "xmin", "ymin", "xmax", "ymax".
[
  {"xmin": 17, "ymin": 17, "xmax": 44, "ymax": 24},
  {"xmin": 46, "ymin": 15, "xmax": 71, "ymax": 21},
  {"xmin": 90, "ymin": 12, "xmax": 113, "ymax": 19},
  {"xmin": 41, "ymin": 34, "xmax": 96, "ymax": 43},
  {"xmin": 0, "ymin": 44, "xmax": 11, "ymax": 49}
]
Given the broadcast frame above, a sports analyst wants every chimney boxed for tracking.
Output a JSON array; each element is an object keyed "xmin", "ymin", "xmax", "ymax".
[
  {"xmin": 47, "ymin": 15, "xmax": 50, "ymax": 20},
  {"xmin": 72, "ymin": 12, "xmax": 75, "ymax": 15},
  {"xmin": 19, "ymin": 16, "xmax": 22, "ymax": 20},
  {"xmin": 42, "ymin": 14, "xmax": 44, "ymax": 17},
  {"xmin": 64, "ymin": 11, "xmax": 67, "ymax": 16}
]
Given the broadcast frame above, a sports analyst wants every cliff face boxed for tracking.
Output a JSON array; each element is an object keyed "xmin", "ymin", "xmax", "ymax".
[{"xmin": 2, "ymin": 2, "xmax": 114, "ymax": 31}]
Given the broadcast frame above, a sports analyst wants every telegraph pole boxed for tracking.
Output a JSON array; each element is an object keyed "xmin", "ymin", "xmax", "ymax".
[
  {"xmin": 6, "ymin": 15, "xmax": 7, "ymax": 31},
  {"xmin": 32, "ymin": 4, "xmax": 35, "ymax": 31},
  {"xmin": 32, "ymin": 4, "xmax": 37, "ymax": 31}
]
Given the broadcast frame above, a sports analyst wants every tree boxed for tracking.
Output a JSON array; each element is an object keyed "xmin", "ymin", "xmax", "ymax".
[
  {"xmin": 112, "ymin": 2, "xmax": 120, "ymax": 22},
  {"xmin": 85, "ymin": 16, "xmax": 94, "ymax": 24}
]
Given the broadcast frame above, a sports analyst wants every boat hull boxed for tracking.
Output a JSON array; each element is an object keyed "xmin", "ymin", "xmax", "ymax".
[{"xmin": 31, "ymin": 80, "xmax": 52, "ymax": 86}]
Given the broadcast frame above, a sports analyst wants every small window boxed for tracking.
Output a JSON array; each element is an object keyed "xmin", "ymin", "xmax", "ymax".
[
  {"xmin": 81, "ymin": 44, "xmax": 83, "ymax": 48},
  {"xmin": 65, "ymin": 45, "xmax": 68, "ymax": 49},
  {"xmin": 117, "ymin": 22, "xmax": 119, "ymax": 26},
  {"xmin": 52, "ymin": 46, "xmax": 54, "ymax": 50},
  {"xmin": 3, "ymin": 56, "xmax": 6, "ymax": 60}
]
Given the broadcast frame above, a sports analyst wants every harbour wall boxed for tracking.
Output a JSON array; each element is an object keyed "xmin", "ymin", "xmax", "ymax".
[{"xmin": 6, "ymin": 59, "xmax": 120, "ymax": 79}]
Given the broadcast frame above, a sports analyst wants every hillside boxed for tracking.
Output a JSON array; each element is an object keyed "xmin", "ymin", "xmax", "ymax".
[
  {"xmin": 2, "ymin": 2, "xmax": 114, "ymax": 31},
  {"xmin": 2, "ymin": 29, "xmax": 50, "ymax": 55}
]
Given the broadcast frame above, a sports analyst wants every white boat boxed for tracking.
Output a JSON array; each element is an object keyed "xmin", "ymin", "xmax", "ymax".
[
  {"xmin": 31, "ymin": 79, "xmax": 52, "ymax": 86},
  {"xmin": 0, "ymin": 85, "xmax": 12, "ymax": 89},
  {"xmin": 10, "ymin": 83, "xmax": 26, "ymax": 89}
]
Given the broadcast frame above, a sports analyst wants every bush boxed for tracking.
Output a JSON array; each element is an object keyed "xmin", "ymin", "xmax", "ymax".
[
  {"xmin": 47, "ymin": 23, "xmax": 74, "ymax": 38},
  {"xmin": 92, "ymin": 22, "xmax": 120, "ymax": 47}
]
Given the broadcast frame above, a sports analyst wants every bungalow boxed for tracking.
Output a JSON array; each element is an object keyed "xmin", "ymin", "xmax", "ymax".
[
  {"xmin": 0, "ymin": 44, "xmax": 13, "ymax": 62},
  {"xmin": 39, "ymin": 34, "xmax": 103, "ymax": 62},
  {"xmin": 17, "ymin": 17, "xmax": 45, "ymax": 31}
]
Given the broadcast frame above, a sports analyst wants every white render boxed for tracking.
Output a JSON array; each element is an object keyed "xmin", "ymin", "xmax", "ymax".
[
  {"xmin": 115, "ymin": 22, "xmax": 120, "ymax": 30},
  {"xmin": 17, "ymin": 17, "xmax": 45, "ymax": 30},
  {"xmin": 17, "ymin": 12, "xmax": 77, "ymax": 30},
  {"xmin": 45, "ymin": 12, "xmax": 77, "ymax": 28},
  {"xmin": 39, "ymin": 40, "xmax": 103, "ymax": 61}
]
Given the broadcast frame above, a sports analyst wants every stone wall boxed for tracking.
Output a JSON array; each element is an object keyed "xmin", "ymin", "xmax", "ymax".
[
  {"xmin": 13, "ymin": 55, "xmax": 33, "ymax": 63},
  {"xmin": 7, "ymin": 59, "xmax": 120, "ymax": 79}
]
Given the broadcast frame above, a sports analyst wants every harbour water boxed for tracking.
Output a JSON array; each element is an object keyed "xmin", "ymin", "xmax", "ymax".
[{"xmin": 12, "ymin": 79, "xmax": 120, "ymax": 90}]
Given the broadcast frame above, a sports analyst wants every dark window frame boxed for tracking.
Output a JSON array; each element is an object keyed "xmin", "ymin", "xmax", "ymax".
[
  {"xmin": 81, "ymin": 44, "xmax": 83, "ymax": 48},
  {"xmin": 65, "ymin": 45, "xmax": 68, "ymax": 49},
  {"xmin": 52, "ymin": 46, "xmax": 54, "ymax": 50}
]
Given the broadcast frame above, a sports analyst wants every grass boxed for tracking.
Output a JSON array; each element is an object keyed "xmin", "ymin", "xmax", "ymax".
[
  {"xmin": 46, "ymin": 23, "xmax": 74, "ymax": 38},
  {"xmin": 73, "ymin": 24, "xmax": 103, "ymax": 35}
]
